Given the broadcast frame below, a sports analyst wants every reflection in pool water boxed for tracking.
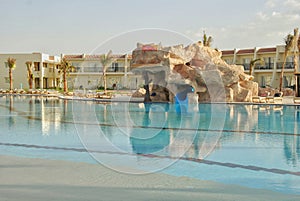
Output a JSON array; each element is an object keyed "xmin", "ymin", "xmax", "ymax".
[{"xmin": 0, "ymin": 95, "xmax": 300, "ymax": 194}]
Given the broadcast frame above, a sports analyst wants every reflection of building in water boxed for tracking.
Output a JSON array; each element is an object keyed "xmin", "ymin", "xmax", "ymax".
[
  {"xmin": 227, "ymin": 104, "xmax": 258, "ymax": 132},
  {"xmin": 2, "ymin": 96, "xmax": 64, "ymax": 134},
  {"xmin": 41, "ymin": 97, "xmax": 64, "ymax": 135},
  {"xmin": 19, "ymin": 96, "xmax": 65, "ymax": 135},
  {"xmin": 129, "ymin": 103, "xmax": 220, "ymax": 160},
  {"xmin": 284, "ymin": 133, "xmax": 300, "ymax": 166}
]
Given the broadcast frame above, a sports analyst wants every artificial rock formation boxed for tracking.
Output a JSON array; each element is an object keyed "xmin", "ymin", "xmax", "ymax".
[{"xmin": 131, "ymin": 42, "xmax": 258, "ymax": 102}]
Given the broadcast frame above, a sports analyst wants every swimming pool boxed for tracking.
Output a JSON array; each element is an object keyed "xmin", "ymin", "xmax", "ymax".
[{"xmin": 1, "ymin": 95, "xmax": 300, "ymax": 194}]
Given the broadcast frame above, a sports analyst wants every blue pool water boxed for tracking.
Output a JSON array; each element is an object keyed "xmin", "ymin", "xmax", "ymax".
[{"xmin": 1, "ymin": 95, "xmax": 300, "ymax": 194}]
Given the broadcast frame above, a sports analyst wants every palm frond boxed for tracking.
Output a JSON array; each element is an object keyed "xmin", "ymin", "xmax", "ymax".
[
  {"xmin": 7, "ymin": 57, "xmax": 16, "ymax": 69},
  {"xmin": 284, "ymin": 34, "xmax": 294, "ymax": 50},
  {"xmin": 100, "ymin": 50, "xmax": 116, "ymax": 68}
]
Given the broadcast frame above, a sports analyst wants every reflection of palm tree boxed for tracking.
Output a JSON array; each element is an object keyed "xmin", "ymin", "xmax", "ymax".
[
  {"xmin": 8, "ymin": 96, "xmax": 15, "ymax": 127},
  {"xmin": 28, "ymin": 98, "xmax": 33, "ymax": 126},
  {"xmin": 143, "ymin": 103, "xmax": 151, "ymax": 126},
  {"xmin": 7, "ymin": 57, "xmax": 16, "ymax": 90},
  {"xmin": 9, "ymin": 96, "xmax": 13, "ymax": 112},
  {"xmin": 283, "ymin": 135, "xmax": 297, "ymax": 166},
  {"xmin": 62, "ymin": 100, "xmax": 68, "ymax": 117}
]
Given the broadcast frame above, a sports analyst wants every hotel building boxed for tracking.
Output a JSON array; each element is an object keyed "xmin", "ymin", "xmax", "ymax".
[
  {"xmin": 0, "ymin": 53, "xmax": 60, "ymax": 90},
  {"xmin": 1, "ymin": 44, "xmax": 298, "ymax": 91},
  {"xmin": 63, "ymin": 54, "xmax": 143, "ymax": 90},
  {"xmin": 221, "ymin": 45, "xmax": 298, "ymax": 89}
]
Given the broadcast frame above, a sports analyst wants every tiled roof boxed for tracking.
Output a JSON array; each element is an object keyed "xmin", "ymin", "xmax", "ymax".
[
  {"xmin": 64, "ymin": 54, "xmax": 129, "ymax": 60},
  {"xmin": 257, "ymin": 47, "xmax": 276, "ymax": 53},
  {"xmin": 64, "ymin": 55, "xmax": 83, "ymax": 59},
  {"xmin": 85, "ymin": 55, "xmax": 101, "ymax": 59},
  {"xmin": 236, "ymin": 49, "xmax": 255, "ymax": 54},
  {"xmin": 221, "ymin": 50, "xmax": 234, "ymax": 55}
]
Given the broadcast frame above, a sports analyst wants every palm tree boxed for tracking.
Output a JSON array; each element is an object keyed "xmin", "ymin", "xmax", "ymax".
[
  {"xmin": 60, "ymin": 57, "xmax": 73, "ymax": 93},
  {"xmin": 293, "ymin": 28, "xmax": 299, "ymax": 75},
  {"xmin": 202, "ymin": 31, "xmax": 213, "ymax": 47},
  {"xmin": 249, "ymin": 58, "xmax": 263, "ymax": 76},
  {"xmin": 292, "ymin": 28, "xmax": 300, "ymax": 96},
  {"xmin": 279, "ymin": 29, "xmax": 298, "ymax": 91},
  {"xmin": 26, "ymin": 61, "xmax": 34, "ymax": 89},
  {"xmin": 100, "ymin": 50, "xmax": 116, "ymax": 94},
  {"xmin": 7, "ymin": 57, "xmax": 16, "ymax": 91}
]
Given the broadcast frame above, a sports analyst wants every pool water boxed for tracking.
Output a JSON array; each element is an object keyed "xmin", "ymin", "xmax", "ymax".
[{"xmin": 1, "ymin": 95, "xmax": 300, "ymax": 194}]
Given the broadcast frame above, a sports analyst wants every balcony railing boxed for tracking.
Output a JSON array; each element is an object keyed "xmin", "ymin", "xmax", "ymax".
[
  {"xmin": 254, "ymin": 63, "xmax": 273, "ymax": 70},
  {"xmin": 72, "ymin": 66, "xmax": 127, "ymax": 73},
  {"xmin": 241, "ymin": 62, "xmax": 295, "ymax": 71},
  {"xmin": 276, "ymin": 62, "xmax": 294, "ymax": 69}
]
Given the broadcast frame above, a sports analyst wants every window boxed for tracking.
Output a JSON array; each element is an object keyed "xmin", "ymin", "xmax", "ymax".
[
  {"xmin": 243, "ymin": 58, "xmax": 251, "ymax": 64},
  {"xmin": 283, "ymin": 75, "xmax": 295, "ymax": 87},
  {"xmin": 263, "ymin": 57, "xmax": 274, "ymax": 69},
  {"xmin": 112, "ymin": 62, "xmax": 119, "ymax": 72},
  {"xmin": 260, "ymin": 75, "xmax": 272, "ymax": 87},
  {"xmin": 34, "ymin": 62, "xmax": 40, "ymax": 71},
  {"xmin": 43, "ymin": 63, "xmax": 48, "ymax": 68},
  {"xmin": 263, "ymin": 57, "xmax": 274, "ymax": 63}
]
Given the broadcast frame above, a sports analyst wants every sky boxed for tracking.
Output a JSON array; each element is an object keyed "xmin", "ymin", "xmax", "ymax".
[{"xmin": 1, "ymin": 0, "xmax": 300, "ymax": 55}]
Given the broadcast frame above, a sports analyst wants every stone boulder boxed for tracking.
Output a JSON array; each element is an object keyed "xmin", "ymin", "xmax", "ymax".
[{"xmin": 131, "ymin": 42, "xmax": 258, "ymax": 102}]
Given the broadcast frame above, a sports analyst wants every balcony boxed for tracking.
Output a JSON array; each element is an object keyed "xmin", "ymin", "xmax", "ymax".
[
  {"xmin": 254, "ymin": 63, "xmax": 273, "ymax": 70},
  {"xmin": 276, "ymin": 62, "xmax": 294, "ymax": 69},
  {"xmin": 241, "ymin": 62, "xmax": 295, "ymax": 71},
  {"xmin": 71, "ymin": 66, "xmax": 128, "ymax": 73}
]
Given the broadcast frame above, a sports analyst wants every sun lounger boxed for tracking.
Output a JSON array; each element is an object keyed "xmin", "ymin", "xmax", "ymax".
[
  {"xmin": 266, "ymin": 96, "xmax": 274, "ymax": 103},
  {"xmin": 262, "ymin": 92, "xmax": 282, "ymax": 104},
  {"xmin": 252, "ymin": 96, "xmax": 266, "ymax": 103},
  {"xmin": 294, "ymin": 97, "xmax": 300, "ymax": 104}
]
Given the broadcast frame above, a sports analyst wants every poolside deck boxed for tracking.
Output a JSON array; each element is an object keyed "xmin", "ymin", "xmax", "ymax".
[{"xmin": 1, "ymin": 155, "xmax": 299, "ymax": 201}]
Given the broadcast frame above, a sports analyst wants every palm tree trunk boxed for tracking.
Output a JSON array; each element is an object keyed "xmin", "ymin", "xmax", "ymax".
[
  {"xmin": 63, "ymin": 70, "xmax": 68, "ymax": 92},
  {"xmin": 294, "ymin": 53, "xmax": 299, "ymax": 96},
  {"xmin": 103, "ymin": 69, "xmax": 107, "ymax": 94},
  {"xmin": 143, "ymin": 72, "xmax": 151, "ymax": 103},
  {"xmin": 9, "ymin": 68, "xmax": 13, "ymax": 90},
  {"xmin": 29, "ymin": 76, "xmax": 33, "ymax": 89},
  {"xmin": 279, "ymin": 54, "xmax": 287, "ymax": 92},
  {"xmin": 249, "ymin": 64, "xmax": 253, "ymax": 76},
  {"xmin": 28, "ymin": 72, "xmax": 33, "ymax": 89}
]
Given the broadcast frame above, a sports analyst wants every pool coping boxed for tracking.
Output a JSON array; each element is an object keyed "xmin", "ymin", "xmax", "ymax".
[{"xmin": 1, "ymin": 93, "xmax": 300, "ymax": 106}]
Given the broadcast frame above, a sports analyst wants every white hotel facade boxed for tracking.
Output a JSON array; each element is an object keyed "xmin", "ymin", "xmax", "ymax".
[
  {"xmin": 0, "ymin": 43, "xmax": 299, "ymax": 91},
  {"xmin": 0, "ymin": 53, "xmax": 143, "ymax": 91}
]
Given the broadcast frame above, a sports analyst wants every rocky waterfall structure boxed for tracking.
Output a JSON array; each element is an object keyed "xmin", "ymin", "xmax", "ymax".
[{"xmin": 131, "ymin": 42, "xmax": 258, "ymax": 103}]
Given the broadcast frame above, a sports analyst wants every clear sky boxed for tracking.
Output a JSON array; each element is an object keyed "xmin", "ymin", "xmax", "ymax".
[{"xmin": 1, "ymin": 0, "xmax": 300, "ymax": 55}]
